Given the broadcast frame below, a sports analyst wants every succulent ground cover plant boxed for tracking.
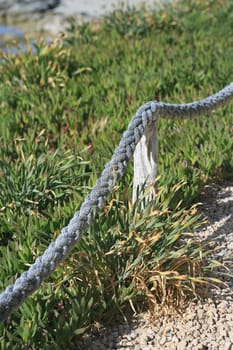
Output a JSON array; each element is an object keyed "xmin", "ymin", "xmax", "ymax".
[{"xmin": 0, "ymin": 0, "xmax": 232, "ymax": 348}]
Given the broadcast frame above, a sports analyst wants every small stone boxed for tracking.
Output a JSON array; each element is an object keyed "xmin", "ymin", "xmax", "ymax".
[
  {"xmin": 177, "ymin": 339, "xmax": 188, "ymax": 350},
  {"xmin": 164, "ymin": 341, "xmax": 177, "ymax": 349},
  {"xmin": 134, "ymin": 345, "xmax": 142, "ymax": 350},
  {"xmin": 160, "ymin": 336, "xmax": 167, "ymax": 345},
  {"xmin": 111, "ymin": 331, "xmax": 118, "ymax": 338},
  {"xmin": 223, "ymin": 341, "xmax": 232, "ymax": 350}
]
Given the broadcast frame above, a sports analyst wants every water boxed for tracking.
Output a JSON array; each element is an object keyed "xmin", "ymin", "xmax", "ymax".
[
  {"xmin": 0, "ymin": 25, "xmax": 24, "ymax": 37},
  {"xmin": 0, "ymin": 24, "xmax": 25, "ymax": 54}
]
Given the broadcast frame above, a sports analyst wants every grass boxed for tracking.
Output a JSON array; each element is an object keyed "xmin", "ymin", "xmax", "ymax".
[{"xmin": 0, "ymin": 0, "xmax": 233, "ymax": 348}]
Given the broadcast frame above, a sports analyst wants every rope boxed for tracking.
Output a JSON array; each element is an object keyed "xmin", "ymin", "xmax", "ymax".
[{"xmin": 0, "ymin": 82, "xmax": 233, "ymax": 322}]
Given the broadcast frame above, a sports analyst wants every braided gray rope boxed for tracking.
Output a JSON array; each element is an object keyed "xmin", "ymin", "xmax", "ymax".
[{"xmin": 0, "ymin": 83, "xmax": 233, "ymax": 322}]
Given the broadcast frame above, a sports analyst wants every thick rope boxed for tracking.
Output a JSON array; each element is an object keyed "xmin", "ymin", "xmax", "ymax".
[{"xmin": 0, "ymin": 83, "xmax": 233, "ymax": 322}]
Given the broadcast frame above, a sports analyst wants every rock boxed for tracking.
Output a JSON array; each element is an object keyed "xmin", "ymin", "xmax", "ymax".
[{"xmin": 0, "ymin": 0, "xmax": 60, "ymax": 14}]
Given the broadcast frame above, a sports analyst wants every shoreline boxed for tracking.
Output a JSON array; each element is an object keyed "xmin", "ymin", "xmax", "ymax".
[{"xmin": 0, "ymin": 0, "xmax": 171, "ymax": 42}]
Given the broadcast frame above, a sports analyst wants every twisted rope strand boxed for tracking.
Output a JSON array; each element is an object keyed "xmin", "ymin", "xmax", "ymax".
[{"xmin": 0, "ymin": 82, "xmax": 233, "ymax": 321}]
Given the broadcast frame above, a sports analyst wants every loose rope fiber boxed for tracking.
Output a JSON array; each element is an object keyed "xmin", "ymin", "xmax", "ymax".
[{"xmin": 0, "ymin": 83, "xmax": 233, "ymax": 321}]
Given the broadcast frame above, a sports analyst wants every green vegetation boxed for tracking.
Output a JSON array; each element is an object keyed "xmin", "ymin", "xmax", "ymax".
[{"xmin": 0, "ymin": 0, "xmax": 233, "ymax": 348}]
